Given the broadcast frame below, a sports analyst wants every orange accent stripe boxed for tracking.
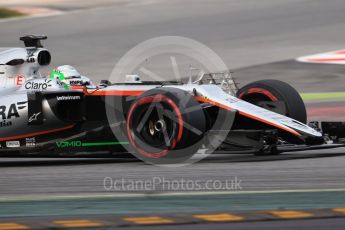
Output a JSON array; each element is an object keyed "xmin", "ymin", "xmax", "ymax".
[
  {"xmin": 71, "ymin": 86, "xmax": 84, "ymax": 90},
  {"xmin": 85, "ymin": 90, "xmax": 144, "ymax": 96},
  {"xmin": 195, "ymin": 96, "xmax": 232, "ymax": 110},
  {"xmin": 195, "ymin": 96, "xmax": 301, "ymax": 136},
  {"xmin": 0, "ymin": 124, "xmax": 75, "ymax": 141}
]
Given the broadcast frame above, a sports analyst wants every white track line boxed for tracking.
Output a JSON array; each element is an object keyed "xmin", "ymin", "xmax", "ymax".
[{"xmin": 1, "ymin": 188, "xmax": 345, "ymax": 202}]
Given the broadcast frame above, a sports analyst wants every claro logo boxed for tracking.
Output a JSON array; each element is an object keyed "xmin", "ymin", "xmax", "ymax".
[{"xmin": 25, "ymin": 79, "xmax": 52, "ymax": 90}]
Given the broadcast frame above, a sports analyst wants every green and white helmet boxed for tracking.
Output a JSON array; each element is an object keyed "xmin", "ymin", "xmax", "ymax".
[{"xmin": 50, "ymin": 65, "xmax": 93, "ymax": 89}]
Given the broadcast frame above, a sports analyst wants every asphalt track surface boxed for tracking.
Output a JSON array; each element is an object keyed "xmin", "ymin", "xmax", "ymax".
[
  {"xmin": 0, "ymin": 148, "xmax": 345, "ymax": 196},
  {"xmin": 117, "ymin": 218, "xmax": 345, "ymax": 230},
  {"xmin": 1, "ymin": 0, "xmax": 345, "ymax": 228}
]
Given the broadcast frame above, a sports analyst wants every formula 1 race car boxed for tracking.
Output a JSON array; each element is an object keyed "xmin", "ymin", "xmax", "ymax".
[{"xmin": 0, "ymin": 35, "xmax": 344, "ymax": 163}]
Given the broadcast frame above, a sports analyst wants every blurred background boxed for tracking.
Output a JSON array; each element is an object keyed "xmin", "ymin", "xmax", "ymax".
[{"xmin": 1, "ymin": 1, "xmax": 345, "ymax": 229}]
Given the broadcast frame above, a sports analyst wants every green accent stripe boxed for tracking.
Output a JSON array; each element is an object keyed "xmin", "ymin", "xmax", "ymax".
[
  {"xmin": 81, "ymin": 142, "xmax": 129, "ymax": 147},
  {"xmin": 300, "ymin": 92, "xmax": 345, "ymax": 101}
]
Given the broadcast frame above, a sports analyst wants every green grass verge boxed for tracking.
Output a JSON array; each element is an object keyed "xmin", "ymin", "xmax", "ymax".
[
  {"xmin": 300, "ymin": 92, "xmax": 345, "ymax": 101},
  {"xmin": 0, "ymin": 8, "xmax": 25, "ymax": 19}
]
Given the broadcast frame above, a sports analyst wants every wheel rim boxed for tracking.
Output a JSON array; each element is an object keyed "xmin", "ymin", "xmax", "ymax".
[
  {"xmin": 238, "ymin": 87, "xmax": 287, "ymax": 115},
  {"xmin": 127, "ymin": 94, "xmax": 184, "ymax": 158}
]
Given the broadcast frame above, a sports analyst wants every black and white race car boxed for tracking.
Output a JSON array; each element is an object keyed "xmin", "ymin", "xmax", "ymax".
[{"xmin": 0, "ymin": 35, "xmax": 343, "ymax": 163}]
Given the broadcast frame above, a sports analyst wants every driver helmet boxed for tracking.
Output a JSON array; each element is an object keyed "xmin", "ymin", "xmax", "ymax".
[
  {"xmin": 50, "ymin": 65, "xmax": 81, "ymax": 80},
  {"xmin": 49, "ymin": 65, "xmax": 93, "ymax": 88},
  {"xmin": 56, "ymin": 65, "xmax": 81, "ymax": 79}
]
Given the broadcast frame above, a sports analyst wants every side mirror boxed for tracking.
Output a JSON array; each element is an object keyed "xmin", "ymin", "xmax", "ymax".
[
  {"xmin": 100, "ymin": 80, "xmax": 111, "ymax": 86},
  {"xmin": 82, "ymin": 81, "xmax": 90, "ymax": 86}
]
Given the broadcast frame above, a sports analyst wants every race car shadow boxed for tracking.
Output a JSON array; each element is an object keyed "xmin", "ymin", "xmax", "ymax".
[
  {"xmin": 199, "ymin": 150, "xmax": 345, "ymax": 163},
  {"xmin": 1, "ymin": 149, "xmax": 345, "ymax": 167},
  {"xmin": 0, "ymin": 154, "xmax": 141, "ymax": 167}
]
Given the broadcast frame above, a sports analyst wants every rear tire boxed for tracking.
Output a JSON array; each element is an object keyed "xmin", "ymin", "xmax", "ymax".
[{"xmin": 126, "ymin": 87, "xmax": 206, "ymax": 164}]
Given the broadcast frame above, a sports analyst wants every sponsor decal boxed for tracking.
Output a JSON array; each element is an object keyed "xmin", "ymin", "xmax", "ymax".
[
  {"xmin": 27, "ymin": 57, "xmax": 35, "ymax": 63},
  {"xmin": 0, "ymin": 120, "xmax": 12, "ymax": 128},
  {"xmin": 25, "ymin": 79, "xmax": 52, "ymax": 90},
  {"xmin": 56, "ymin": 141, "xmax": 82, "ymax": 148},
  {"xmin": 28, "ymin": 112, "xmax": 42, "ymax": 123},
  {"xmin": 226, "ymin": 97, "xmax": 239, "ymax": 103},
  {"xmin": 15, "ymin": 75, "xmax": 25, "ymax": 86},
  {"xmin": 6, "ymin": 141, "xmax": 20, "ymax": 148},
  {"xmin": 25, "ymin": 137, "xmax": 36, "ymax": 147},
  {"xmin": 0, "ymin": 101, "xmax": 27, "ymax": 120},
  {"xmin": 56, "ymin": 141, "xmax": 129, "ymax": 148},
  {"xmin": 56, "ymin": 95, "xmax": 81, "ymax": 101},
  {"xmin": 69, "ymin": 80, "xmax": 83, "ymax": 86},
  {"xmin": 27, "ymin": 93, "xmax": 43, "ymax": 125}
]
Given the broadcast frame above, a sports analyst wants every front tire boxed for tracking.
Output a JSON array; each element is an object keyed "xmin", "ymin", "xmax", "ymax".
[
  {"xmin": 237, "ymin": 79, "xmax": 307, "ymax": 124},
  {"xmin": 237, "ymin": 79, "xmax": 307, "ymax": 155}
]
